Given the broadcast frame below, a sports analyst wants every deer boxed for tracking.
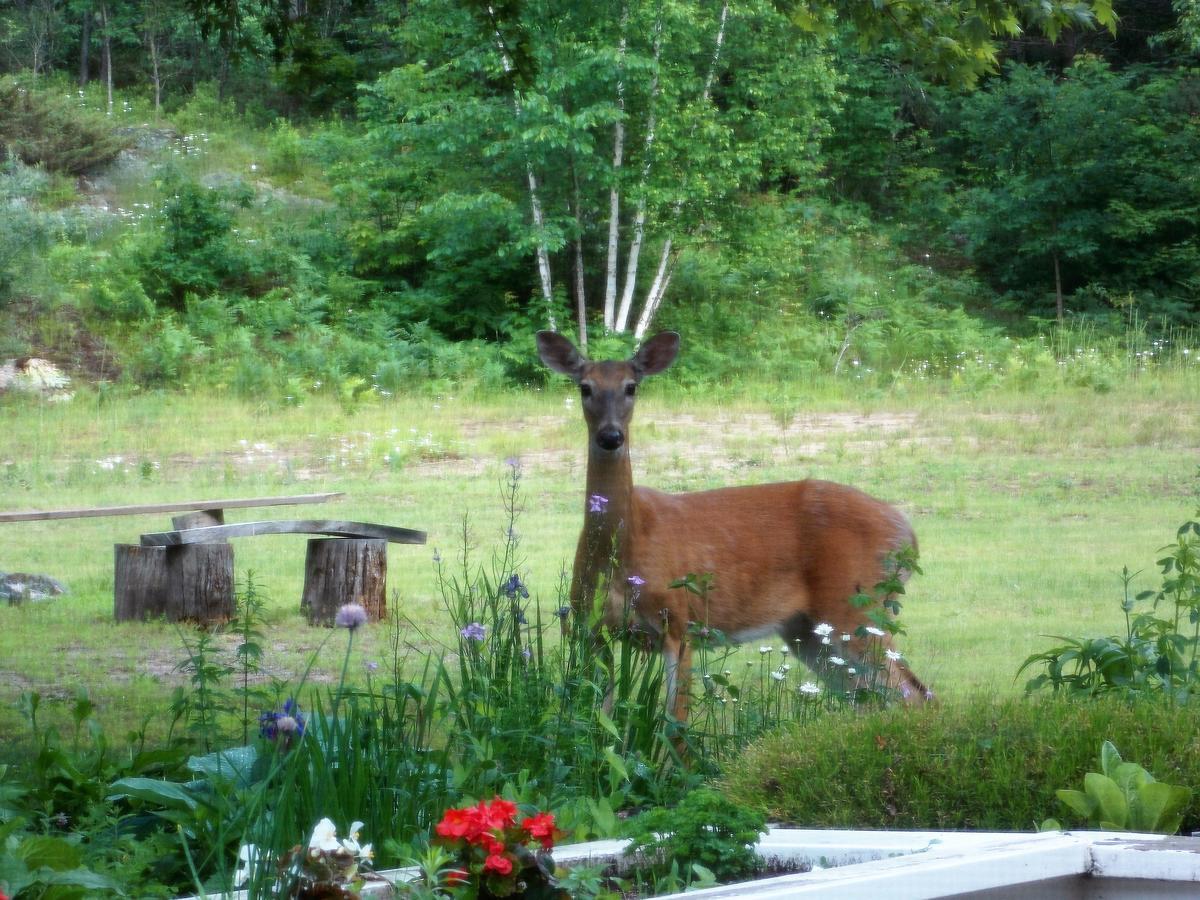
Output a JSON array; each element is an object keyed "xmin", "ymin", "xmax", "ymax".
[{"xmin": 537, "ymin": 329, "xmax": 932, "ymax": 724}]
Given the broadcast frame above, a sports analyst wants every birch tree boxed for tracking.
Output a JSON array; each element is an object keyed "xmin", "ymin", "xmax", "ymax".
[{"xmin": 358, "ymin": 0, "xmax": 1115, "ymax": 344}]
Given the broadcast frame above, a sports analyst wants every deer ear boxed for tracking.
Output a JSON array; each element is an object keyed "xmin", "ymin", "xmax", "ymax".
[
  {"xmin": 631, "ymin": 332, "xmax": 680, "ymax": 378},
  {"xmin": 537, "ymin": 331, "xmax": 586, "ymax": 380}
]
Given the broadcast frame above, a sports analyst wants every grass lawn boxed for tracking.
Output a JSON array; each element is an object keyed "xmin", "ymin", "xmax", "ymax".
[{"xmin": 1, "ymin": 373, "xmax": 1197, "ymax": 758}]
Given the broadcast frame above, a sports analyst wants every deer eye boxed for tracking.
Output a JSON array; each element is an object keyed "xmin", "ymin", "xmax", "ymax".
[
  {"xmin": 625, "ymin": 383, "xmax": 637, "ymax": 398},
  {"xmin": 579, "ymin": 383, "xmax": 593, "ymax": 399}
]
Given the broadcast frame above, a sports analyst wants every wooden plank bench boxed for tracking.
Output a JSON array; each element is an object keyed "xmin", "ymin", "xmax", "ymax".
[
  {"xmin": 1, "ymin": 494, "xmax": 426, "ymax": 626},
  {"xmin": 138, "ymin": 520, "xmax": 428, "ymax": 625},
  {"xmin": 0, "ymin": 492, "xmax": 344, "ymax": 523}
]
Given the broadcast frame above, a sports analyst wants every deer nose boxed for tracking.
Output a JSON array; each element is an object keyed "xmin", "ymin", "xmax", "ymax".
[{"xmin": 596, "ymin": 427, "xmax": 625, "ymax": 451}]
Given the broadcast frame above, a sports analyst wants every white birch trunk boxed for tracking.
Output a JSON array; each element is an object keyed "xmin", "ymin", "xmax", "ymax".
[
  {"xmin": 604, "ymin": 16, "xmax": 629, "ymax": 332},
  {"xmin": 490, "ymin": 8, "xmax": 556, "ymax": 329},
  {"xmin": 614, "ymin": 19, "xmax": 663, "ymax": 334},
  {"xmin": 572, "ymin": 172, "xmax": 588, "ymax": 349},
  {"xmin": 101, "ymin": 3, "xmax": 113, "ymax": 116},
  {"xmin": 527, "ymin": 166, "xmax": 556, "ymax": 329},
  {"xmin": 628, "ymin": 0, "xmax": 728, "ymax": 338},
  {"xmin": 634, "ymin": 238, "xmax": 674, "ymax": 340}
]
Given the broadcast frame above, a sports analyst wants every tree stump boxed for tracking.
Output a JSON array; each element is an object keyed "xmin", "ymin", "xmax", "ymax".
[
  {"xmin": 166, "ymin": 543, "xmax": 235, "ymax": 623},
  {"xmin": 114, "ymin": 544, "xmax": 168, "ymax": 621},
  {"xmin": 301, "ymin": 538, "xmax": 387, "ymax": 626}
]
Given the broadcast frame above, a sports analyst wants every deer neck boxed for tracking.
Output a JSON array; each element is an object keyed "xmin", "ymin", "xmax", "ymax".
[{"xmin": 580, "ymin": 445, "xmax": 636, "ymax": 578}]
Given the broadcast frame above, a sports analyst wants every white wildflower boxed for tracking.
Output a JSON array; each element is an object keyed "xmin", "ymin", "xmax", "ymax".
[
  {"xmin": 864, "ymin": 626, "xmax": 886, "ymax": 637},
  {"xmin": 309, "ymin": 818, "xmax": 340, "ymax": 853},
  {"xmin": 829, "ymin": 656, "xmax": 846, "ymax": 667},
  {"xmin": 799, "ymin": 681, "xmax": 820, "ymax": 695},
  {"xmin": 234, "ymin": 844, "xmax": 261, "ymax": 888},
  {"xmin": 813, "ymin": 623, "xmax": 834, "ymax": 637},
  {"xmin": 886, "ymin": 649, "xmax": 903, "ymax": 661}
]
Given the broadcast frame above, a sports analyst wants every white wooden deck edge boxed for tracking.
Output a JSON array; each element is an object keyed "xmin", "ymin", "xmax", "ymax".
[{"xmin": 178, "ymin": 828, "xmax": 1200, "ymax": 899}]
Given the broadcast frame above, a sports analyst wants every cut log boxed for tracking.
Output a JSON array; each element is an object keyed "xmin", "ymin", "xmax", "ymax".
[
  {"xmin": 166, "ymin": 543, "xmax": 235, "ymax": 624},
  {"xmin": 302, "ymin": 538, "xmax": 387, "ymax": 626},
  {"xmin": 114, "ymin": 544, "xmax": 168, "ymax": 621}
]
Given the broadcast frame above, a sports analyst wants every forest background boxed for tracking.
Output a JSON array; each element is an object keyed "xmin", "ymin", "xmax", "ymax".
[{"xmin": 1, "ymin": 0, "xmax": 1198, "ymax": 393}]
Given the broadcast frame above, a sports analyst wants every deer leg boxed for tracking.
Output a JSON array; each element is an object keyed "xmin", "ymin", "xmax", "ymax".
[{"xmin": 662, "ymin": 623, "xmax": 692, "ymax": 725}]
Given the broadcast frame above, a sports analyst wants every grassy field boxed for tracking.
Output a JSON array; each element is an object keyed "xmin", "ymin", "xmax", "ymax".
[{"xmin": 1, "ymin": 372, "xmax": 1198, "ymax": 756}]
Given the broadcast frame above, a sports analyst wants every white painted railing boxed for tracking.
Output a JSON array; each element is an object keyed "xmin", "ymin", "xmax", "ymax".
[{"xmin": 181, "ymin": 828, "xmax": 1200, "ymax": 899}]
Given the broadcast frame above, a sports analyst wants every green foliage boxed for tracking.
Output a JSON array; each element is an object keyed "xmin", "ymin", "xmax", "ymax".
[
  {"xmin": 136, "ymin": 170, "xmax": 254, "ymax": 307},
  {"xmin": 0, "ymin": 157, "xmax": 50, "ymax": 302},
  {"xmin": 945, "ymin": 58, "xmax": 1200, "ymax": 323},
  {"xmin": 622, "ymin": 788, "xmax": 767, "ymax": 885},
  {"xmin": 722, "ymin": 696, "xmax": 1200, "ymax": 833},
  {"xmin": 1044, "ymin": 740, "xmax": 1192, "ymax": 834},
  {"xmin": 1019, "ymin": 504, "xmax": 1200, "ymax": 701},
  {"xmin": 0, "ymin": 77, "xmax": 131, "ymax": 176},
  {"xmin": 0, "ymin": 817, "xmax": 127, "ymax": 899}
]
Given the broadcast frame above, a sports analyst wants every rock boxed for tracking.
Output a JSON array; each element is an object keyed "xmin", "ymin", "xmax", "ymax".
[
  {"xmin": 0, "ymin": 358, "xmax": 73, "ymax": 402},
  {"xmin": 1, "ymin": 572, "xmax": 68, "ymax": 604}
]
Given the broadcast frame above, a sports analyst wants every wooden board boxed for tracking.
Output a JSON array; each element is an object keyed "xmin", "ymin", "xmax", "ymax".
[
  {"xmin": 0, "ymin": 492, "xmax": 344, "ymax": 523},
  {"xmin": 139, "ymin": 520, "xmax": 427, "ymax": 546}
]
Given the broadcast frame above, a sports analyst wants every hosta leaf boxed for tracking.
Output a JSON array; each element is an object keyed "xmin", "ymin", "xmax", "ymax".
[
  {"xmin": 1084, "ymin": 773, "xmax": 1128, "ymax": 829},
  {"xmin": 1131, "ymin": 782, "xmax": 1192, "ymax": 834},
  {"xmin": 1056, "ymin": 788, "xmax": 1095, "ymax": 818}
]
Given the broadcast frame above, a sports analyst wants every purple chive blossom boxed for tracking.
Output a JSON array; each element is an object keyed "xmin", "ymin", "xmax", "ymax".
[
  {"xmin": 460, "ymin": 622, "xmax": 487, "ymax": 642},
  {"xmin": 556, "ymin": 606, "xmax": 571, "ymax": 620},
  {"xmin": 588, "ymin": 494, "xmax": 609, "ymax": 514},
  {"xmin": 627, "ymin": 575, "xmax": 646, "ymax": 587},
  {"xmin": 335, "ymin": 603, "xmax": 368, "ymax": 630}
]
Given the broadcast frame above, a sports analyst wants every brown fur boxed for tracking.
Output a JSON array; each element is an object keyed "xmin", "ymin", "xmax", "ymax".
[{"xmin": 537, "ymin": 330, "xmax": 931, "ymax": 722}]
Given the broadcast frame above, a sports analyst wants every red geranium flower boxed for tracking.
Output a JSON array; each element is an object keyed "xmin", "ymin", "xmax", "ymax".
[
  {"xmin": 435, "ymin": 807, "xmax": 475, "ymax": 840},
  {"xmin": 521, "ymin": 812, "xmax": 559, "ymax": 849},
  {"xmin": 483, "ymin": 797, "xmax": 519, "ymax": 830},
  {"xmin": 484, "ymin": 852, "xmax": 513, "ymax": 875}
]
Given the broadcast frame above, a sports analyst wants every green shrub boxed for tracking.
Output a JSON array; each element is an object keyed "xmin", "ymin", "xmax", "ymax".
[
  {"xmin": 623, "ymin": 788, "xmax": 767, "ymax": 884},
  {"xmin": 720, "ymin": 696, "xmax": 1200, "ymax": 833},
  {"xmin": 0, "ymin": 77, "xmax": 131, "ymax": 175},
  {"xmin": 136, "ymin": 172, "xmax": 254, "ymax": 307},
  {"xmin": 1019, "ymin": 507, "xmax": 1200, "ymax": 702}
]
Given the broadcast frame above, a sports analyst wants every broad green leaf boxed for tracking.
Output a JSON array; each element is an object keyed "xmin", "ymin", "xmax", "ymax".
[
  {"xmin": 14, "ymin": 835, "xmax": 83, "ymax": 869},
  {"xmin": 1056, "ymin": 788, "xmax": 1095, "ymax": 818},
  {"xmin": 187, "ymin": 745, "xmax": 258, "ymax": 787},
  {"xmin": 107, "ymin": 776, "xmax": 200, "ymax": 811},
  {"xmin": 37, "ymin": 866, "xmax": 125, "ymax": 892},
  {"xmin": 1111, "ymin": 761, "xmax": 1152, "ymax": 794},
  {"xmin": 595, "ymin": 708, "xmax": 621, "ymax": 742},
  {"xmin": 1131, "ymin": 782, "xmax": 1193, "ymax": 834},
  {"xmin": 1099, "ymin": 740, "xmax": 1123, "ymax": 776},
  {"xmin": 602, "ymin": 746, "xmax": 630, "ymax": 783},
  {"xmin": 1084, "ymin": 773, "xmax": 1128, "ymax": 829}
]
